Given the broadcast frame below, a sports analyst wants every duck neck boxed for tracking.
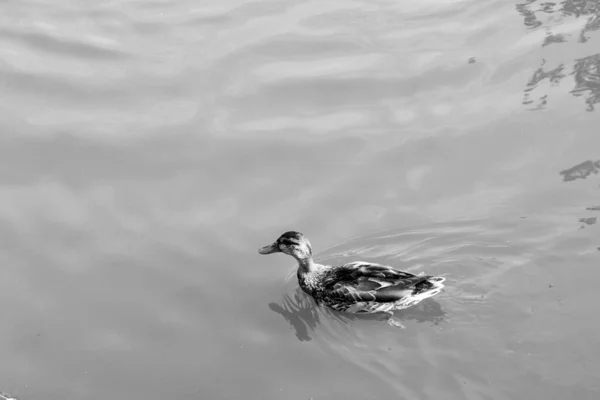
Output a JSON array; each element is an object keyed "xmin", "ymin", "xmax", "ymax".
[{"xmin": 296, "ymin": 256, "xmax": 317, "ymax": 274}]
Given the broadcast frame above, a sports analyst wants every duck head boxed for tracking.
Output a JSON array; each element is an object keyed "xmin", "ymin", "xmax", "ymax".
[{"xmin": 258, "ymin": 231, "xmax": 313, "ymax": 262}]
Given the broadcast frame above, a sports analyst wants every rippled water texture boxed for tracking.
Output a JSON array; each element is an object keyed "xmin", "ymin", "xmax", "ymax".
[{"xmin": 0, "ymin": 0, "xmax": 599, "ymax": 399}]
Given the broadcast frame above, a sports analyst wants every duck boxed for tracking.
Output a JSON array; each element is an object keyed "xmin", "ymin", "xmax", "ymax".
[{"xmin": 259, "ymin": 231, "xmax": 445, "ymax": 327}]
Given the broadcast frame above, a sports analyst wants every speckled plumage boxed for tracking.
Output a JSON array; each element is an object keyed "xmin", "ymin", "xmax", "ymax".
[
  {"xmin": 298, "ymin": 261, "xmax": 445, "ymax": 313},
  {"xmin": 259, "ymin": 232, "xmax": 445, "ymax": 318}
]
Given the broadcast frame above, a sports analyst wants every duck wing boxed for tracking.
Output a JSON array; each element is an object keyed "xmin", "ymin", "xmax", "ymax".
[{"xmin": 323, "ymin": 262, "xmax": 434, "ymax": 303}]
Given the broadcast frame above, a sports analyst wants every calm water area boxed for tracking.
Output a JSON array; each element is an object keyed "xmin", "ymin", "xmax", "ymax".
[{"xmin": 0, "ymin": 0, "xmax": 599, "ymax": 399}]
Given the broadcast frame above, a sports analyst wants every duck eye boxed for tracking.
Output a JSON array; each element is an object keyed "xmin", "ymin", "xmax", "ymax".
[{"xmin": 278, "ymin": 239, "xmax": 298, "ymax": 248}]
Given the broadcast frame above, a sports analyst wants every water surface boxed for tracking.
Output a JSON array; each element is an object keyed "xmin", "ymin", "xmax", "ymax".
[{"xmin": 0, "ymin": 0, "xmax": 599, "ymax": 399}]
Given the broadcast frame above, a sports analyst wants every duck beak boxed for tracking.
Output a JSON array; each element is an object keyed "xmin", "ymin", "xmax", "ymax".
[{"xmin": 258, "ymin": 242, "xmax": 279, "ymax": 255}]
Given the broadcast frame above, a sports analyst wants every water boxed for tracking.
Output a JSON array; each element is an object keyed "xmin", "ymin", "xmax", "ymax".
[{"xmin": 0, "ymin": 0, "xmax": 599, "ymax": 399}]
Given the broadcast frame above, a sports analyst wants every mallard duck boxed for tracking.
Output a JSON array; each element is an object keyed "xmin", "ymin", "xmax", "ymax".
[{"xmin": 259, "ymin": 231, "xmax": 445, "ymax": 327}]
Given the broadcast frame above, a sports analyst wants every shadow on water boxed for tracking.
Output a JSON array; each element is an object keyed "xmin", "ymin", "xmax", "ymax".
[
  {"xmin": 268, "ymin": 288, "xmax": 445, "ymax": 342},
  {"xmin": 517, "ymin": 1, "xmax": 600, "ymax": 110}
]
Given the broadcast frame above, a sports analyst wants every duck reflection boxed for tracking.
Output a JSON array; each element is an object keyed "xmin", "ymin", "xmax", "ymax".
[{"xmin": 268, "ymin": 288, "xmax": 446, "ymax": 341}]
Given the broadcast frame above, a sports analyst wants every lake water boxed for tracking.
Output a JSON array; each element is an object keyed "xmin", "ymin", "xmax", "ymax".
[{"xmin": 0, "ymin": 0, "xmax": 599, "ymax": 399}]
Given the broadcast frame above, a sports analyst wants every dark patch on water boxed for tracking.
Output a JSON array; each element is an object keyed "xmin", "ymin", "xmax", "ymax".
[
  {"xmin": 516, "ymin": 0, "xmax": 600, "ymax": 41},
  {"xmin": 516, "ymin": 1, "xmax": 600, "ymax": 110},
  {"xmin": 542, "ymin": 33, "xmax": 567, "ymax": 47},
  {"xmin": 559, "ymin": 159, "xmax": 600, "ymax": 181},
  {"xmin": 560, "ymin": 159, "xmax": 600, "ymax": 235}
]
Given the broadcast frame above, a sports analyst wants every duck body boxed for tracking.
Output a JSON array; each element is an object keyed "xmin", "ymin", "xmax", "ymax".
[
  {"xmin": 259, "ymin": 231, "xmax": 445, "ymax": 317},
  {"xmin": 298, "ymin": 261, "xmax": 445, "ymax": 314}
]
